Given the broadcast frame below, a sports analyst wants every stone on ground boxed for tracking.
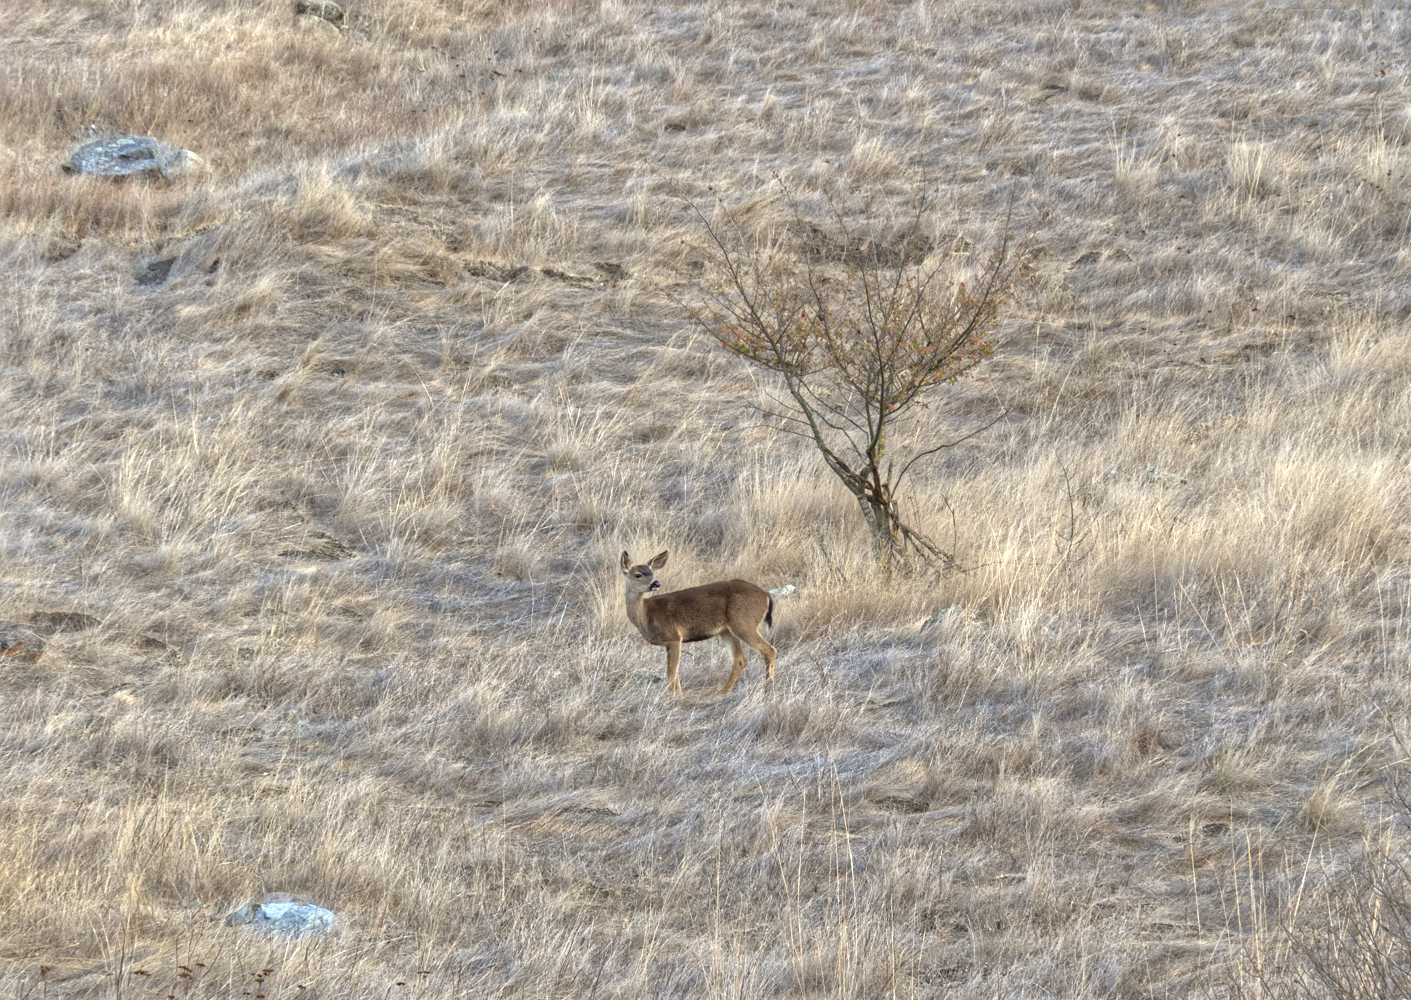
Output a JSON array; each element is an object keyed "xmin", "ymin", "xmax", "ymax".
[
  {"xmin": 27, "ymin": 611, "xmax": 100, "ymax": 632},
  {"xmin": 62, "ymin": 135, "xmax": 201, "ymax": 181},
  {"xmin": 0, "ymin": 625, "xmax": 47, "ymax": 663},
  {"xmin": 225, "ymin": 892, "xmax": 338, "ymax": 938},
  {"xmin": 295, "ymin": 0, "xmax": 344, "ymax": 23}
]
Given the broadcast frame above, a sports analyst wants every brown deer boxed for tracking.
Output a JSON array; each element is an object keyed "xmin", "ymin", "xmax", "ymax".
[{"xmin": 620, "ymin": 550, "xmax": 777, "ymax": 694}]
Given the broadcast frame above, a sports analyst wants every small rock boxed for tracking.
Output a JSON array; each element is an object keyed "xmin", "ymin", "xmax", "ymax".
[
  {"xmin": 466, "ymin": 262, "xmax": 529, "ymax": 283},
  {"xmin": 295, "ymin": 13, "xmax": 342, "ymax": 36},
  {"xmin": 28, "ymin": 611, "xmax": 101, "ymax": 632},
  {"xmin": 136, "ymin": 257, "xmax": 176, "ymax": 287},
  {"xmin": 1146, "ymin": 466, "xmax": 1188, "ymax": 486},
  {"xmin": 865, "ymin": 691, "xmax": 910, "ymax": 709},
  {"xmin": 61, "ymin": 135, "xmax": 201, "ymax": 181},
  {"xmin": 64, "ymin": 713, "xmax": 108, "ymax": 737},
  {"xmin": 295, "ymin": 0, "xmax": 344, "ymax": 23},
  {"xmin": 622, "ymin": 668, "xmax": 664, "ymax": 688},
  {"xmin": 1, "ymin": 625, "xmax": 47, "ymax": 663},
  {"xmin": 919, "ymin": 605, "xmax": 964, "ymax": 629},
  {"xmin": 138, "ymin": 634, "xmax": 177, "ymax": 653},
  {"xmin": 278, "ymin": 533, "xmax": 353, "ymax": 560},
  {"xmin": 768, "ymin": 584, "xmax": 796, "ymax": 599},
  {"xmin": 540, "ymin": 266, "xmax": 595, "ymax": 287},
  {"xmin": 41, "ymin": 237, "xmax": 82, "ymax": 263},
  {"xmin": 870, "ymin": 794, "xmax": 930, "ymax": 814},
  {"xmin": 226, "ymin": 892, "xmax": 337, "ymax": 938}
]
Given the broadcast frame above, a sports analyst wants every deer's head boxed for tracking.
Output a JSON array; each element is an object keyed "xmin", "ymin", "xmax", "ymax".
[{"xmin": 620, "ymin": 550, "xmax": 668, "ymax": 596}]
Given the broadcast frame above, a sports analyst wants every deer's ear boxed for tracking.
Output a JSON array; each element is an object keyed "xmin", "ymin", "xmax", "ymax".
[
  {"xmin": 620, "ymin": 551, "xmax": 631, "ymax": 573},
  {"xmin": 649, "ymin": 550, "xmax": 669, "ymax": 569}
]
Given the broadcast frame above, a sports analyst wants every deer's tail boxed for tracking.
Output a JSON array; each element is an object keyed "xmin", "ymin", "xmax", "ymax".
[{"xmin": 765, "ymin": 595, "xmax": 775, "ymax": 629}]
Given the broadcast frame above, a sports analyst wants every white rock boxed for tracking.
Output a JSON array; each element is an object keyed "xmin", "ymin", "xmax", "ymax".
[
  {"xmin": 62, "ymin": 135, "xmax": 200, "ymax": 181},
  {"xmin": 226, "ymin": 892, "xmax": 337, "ymax": 937}
]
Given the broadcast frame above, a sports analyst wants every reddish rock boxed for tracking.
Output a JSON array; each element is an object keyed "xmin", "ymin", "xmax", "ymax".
[{"xmin": 0, "ymin": 625, "xmax": 47, "ymax": 663}]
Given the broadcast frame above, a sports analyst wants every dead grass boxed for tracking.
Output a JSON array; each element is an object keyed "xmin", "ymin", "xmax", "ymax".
[{"xmin": 1, "ymin": 0, "xmax": 1410, "ymax": 996}]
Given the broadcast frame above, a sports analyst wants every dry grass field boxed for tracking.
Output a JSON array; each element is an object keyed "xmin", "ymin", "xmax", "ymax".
[{"xmin": 2, "ymin": 0, "xmax": 1410, "ymax": 996}]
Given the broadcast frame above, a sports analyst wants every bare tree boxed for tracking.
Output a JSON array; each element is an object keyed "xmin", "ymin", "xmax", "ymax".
[{"xmin": 680, "ymin": 183, "xmax": 1020, "ymax": 578}]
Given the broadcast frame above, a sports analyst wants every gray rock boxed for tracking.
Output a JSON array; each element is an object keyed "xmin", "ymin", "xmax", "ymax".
[
  {"xmin": 295, "ymin": 0, "xmax": 344, "ymax": 23},
  {"xmin": 621, "ymin": 667, "xmax": 664, "ymax": 688},
  {"xmin": 136, "ymin": 257, "xmax": 177, "ymax": 287},
  {"xmin": 295, "ymin": 13, "xmax": 342, "ymax": 37},
  {"xmin": 919, "ymin": 605, "xmax": 964, "ymax": 629},
  {"xmin": 27, "ymin": 611, "xmax": 101, "ymax": 633},
  {"xmin": 1146, "ymin": 465, "xmax": 1188, "ymax": 486},
  {"xmin": 226, "ymin": 892, "xmax": 337, "ymax": 938},
  {"xmin": 61, "ymin": 135, "xmax": 201, "ymax": 181},
  {"xmin": 64, "ymin": 714, "xmax": 108, "ymax": 737},
  {"xmin": 278, "ymin": 533, "xmax": 354, "ymax": 560}
]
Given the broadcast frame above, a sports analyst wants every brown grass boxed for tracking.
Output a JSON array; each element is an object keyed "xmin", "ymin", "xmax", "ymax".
[{"xmin": 2, "ymin": 0, "xmax": 1410, "ymax": 996}]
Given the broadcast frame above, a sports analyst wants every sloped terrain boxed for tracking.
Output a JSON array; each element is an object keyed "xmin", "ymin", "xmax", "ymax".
[{"xmin": 1, "ymin": 1, "xmax": 1410, "ymax": 996}]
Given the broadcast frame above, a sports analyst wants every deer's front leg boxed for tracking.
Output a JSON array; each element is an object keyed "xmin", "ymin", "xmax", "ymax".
[{"xmin": 665, "ymin": 639, "xmax": 682, "ymax": 694}]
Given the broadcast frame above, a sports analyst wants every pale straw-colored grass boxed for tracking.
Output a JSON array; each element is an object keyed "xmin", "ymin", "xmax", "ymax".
[{"xmin": 1, "ymin": 0, "xmax": 1409, "ymax": 996}]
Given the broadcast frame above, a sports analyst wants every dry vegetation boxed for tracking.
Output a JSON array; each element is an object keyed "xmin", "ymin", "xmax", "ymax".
[{"xmin": 2, "ymin": 0, "xmax": 1410, "ymax": 996}]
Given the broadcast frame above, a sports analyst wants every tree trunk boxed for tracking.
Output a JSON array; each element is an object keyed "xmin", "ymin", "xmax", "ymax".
[{"xmin": 859, "ymin": 497, "xmax": 903, "ymax": 581}]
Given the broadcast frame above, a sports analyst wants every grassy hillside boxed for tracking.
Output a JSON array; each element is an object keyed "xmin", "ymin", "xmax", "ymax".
[{"xmin": 2, "ymin": 0, "xmax": 1409, "ymax": 996}]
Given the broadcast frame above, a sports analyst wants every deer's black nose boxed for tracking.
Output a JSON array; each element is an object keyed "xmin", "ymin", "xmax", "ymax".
[{"xmin": 649, "ymin": 581, "xmax": 661, "ymax": 590}]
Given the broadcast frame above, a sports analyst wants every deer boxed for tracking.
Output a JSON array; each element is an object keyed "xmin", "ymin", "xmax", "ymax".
[{"xmin": 620, "ymin": 550, "xmax": 777, "ymax": 695}]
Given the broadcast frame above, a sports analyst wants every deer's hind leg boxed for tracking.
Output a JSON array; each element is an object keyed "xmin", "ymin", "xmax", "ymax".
[
  {"xmin": 740, "ymin": 626, "xmax": 777, "ymax": 684},
  {"xmin": 720, "ymin": 632, "xmax": 748, "ymax": 693}
]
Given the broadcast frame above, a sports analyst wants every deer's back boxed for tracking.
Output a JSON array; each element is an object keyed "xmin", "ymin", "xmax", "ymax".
[{"xmin": 643, "ymin": 579, "xmax": 769, "ymax": 640}]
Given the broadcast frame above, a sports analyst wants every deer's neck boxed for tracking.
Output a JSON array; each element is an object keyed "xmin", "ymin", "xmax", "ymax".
[{"xmin": 624, "ymin": 590, "xmax": 651, "ymax": 636}]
